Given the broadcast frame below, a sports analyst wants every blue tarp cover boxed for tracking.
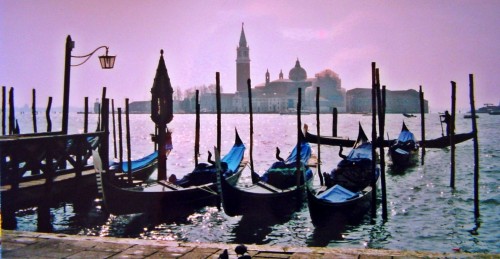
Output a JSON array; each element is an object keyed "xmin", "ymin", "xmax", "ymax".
[
  {"xmin": 221, "ymin": 142, "xmax": 246, "ymax": 175},
  {"xmin": 285, "ymin": 140, "xmax": 312, "ymax": 164},
  {"xmin": 110, "ymin": 151, "xmax": 157, "ymax": 173},
  {"xmin": 317, "ymin": 184, "xmax": 359, "ymax": 203},
  {"xmin": 345, "ymin": 143, "xmax": 372, "ymax": 161},
  {"xmin": 261, "ymin": 140, "xmax": 313, "ymax": 185},
  {"xmin": 398, "ymin": 130, "xmax": 415, "ymax": 143}
]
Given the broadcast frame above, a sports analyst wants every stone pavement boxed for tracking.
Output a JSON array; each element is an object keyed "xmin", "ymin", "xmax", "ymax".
[{"xmin": 1, "ymin": 230, "xmax": 494, "ymax": 258}]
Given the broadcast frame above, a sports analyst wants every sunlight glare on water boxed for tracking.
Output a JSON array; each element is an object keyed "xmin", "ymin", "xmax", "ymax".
[{"xmin": 5, "ymin": 112, "xmax": 500, "ymax": 253}]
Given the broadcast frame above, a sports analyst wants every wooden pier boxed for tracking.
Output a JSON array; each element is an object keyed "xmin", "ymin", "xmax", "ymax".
[
  {"xmin": 1, "ymin": 131, "xmax": 107, "ymax": 211},
  {"xmin": 2, "ymin": 230, "xmax": 493, "ymax": 258}
]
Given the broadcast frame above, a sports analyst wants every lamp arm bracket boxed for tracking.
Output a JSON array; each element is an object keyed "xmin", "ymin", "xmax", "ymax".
[{"xmin": 71, "ymin": 46, "xmax": 109, "ymax": 67}]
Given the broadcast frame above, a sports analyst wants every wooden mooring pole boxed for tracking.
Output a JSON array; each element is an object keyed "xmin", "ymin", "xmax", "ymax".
[
  {"xmin": 61, "ymin": 35, "xmax": 73, "ymax": 134},
  {"xmin": 9, "ymin": 87, "xmax": 15, "ymax": 135},
  {"xmin": 296, "ymin": 88, "xmax": 302, "ymax": 188},
  {"xmin": 216, "ymin": 72, "xmax": 221, "ymax": 153},
  {"xmin": 215, "ymin": 73, "xmax": 222, "ymax": 210},
  {"xmin": 125, "ymin": 98, "xmax": 132, "ymax": 184},
  {"xmin": 195, "ymin": 90, "xmax": 200, "ymax": 166},
  {"xmin": 84, "ymin": 97, "xmax": 88, "ymax": 133},
  {"xmin": 112, "ymin": 99, "xmax": 117, "ymax": 159},
  {"xmin": 99, "ymin": 87, "xmax": 107, "ymax": 131},
  {"xmin": 32, "ymin": 89, "xmax": 37, "ymax": 133},
  {"xmin": 2, "ymin": 86, "xmax": 5, "ymax": 135},
  {"xmin": 46, "ymin": 97, "xmax": 52, "ymax": 132},
  {"xmin": 316, "ymin": 87, "xmax": 324, "ymax": 186},
  {"xmin": 377, "ymin": 81, "xmax": 387, "ymax": 220},
  {"xmin": 469, "ymin": 74, "xmax": 480, "ymax": 218},
  {"xmin": 247, "ymin": 79, "xmax": 256, "ymax": 183},
  {"xmin": 450, "ymin": 81, "xmax": 456, "ymax": 188},
  {"xmin": 332, "ymin": 107, "xmax": 337, "ymax": 137},
  {"xmin": 117, "ymin": 107, "xmax": 123, "ymax": 178},
  {"xmin": 101, "ymin": 98, "xmax": 110, "ymax": 175},
  {"xmin": 370, "ymin": 62, "xmax": 378, "ymax": 218},
  {"xmin": 419, "ymin": 85, "xmax": 426, "ymax": 164}
]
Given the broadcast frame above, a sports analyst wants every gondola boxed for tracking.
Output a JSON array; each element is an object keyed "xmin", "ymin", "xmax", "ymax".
[
  {"xmin": 109, "ymin": 151, "xmax": 158, "ymax": 181},
  {"xmin": 218, "ymin": 133, "xmax": 314, "ymax": 218},
  {"xmin": 303, "ymin": 124, "xmax": 356, "ymax": 147},
  {"xmin": 304, "ymin": 124, "xmax": 393, "ymax": 148},
  {"xmin": 388, "ymin": 122, "xmax": 418, "ymax": 167},
  {"xmin": 96, "ymin": 130, "xmax": 246, "ymax": 216},
  {"xmin": 419, "ymin": 132, "xmax": 473, "ymax": 148},
  {"xmin": 307, "ymin": 123, "xmax": 379, "ymax": 227}
]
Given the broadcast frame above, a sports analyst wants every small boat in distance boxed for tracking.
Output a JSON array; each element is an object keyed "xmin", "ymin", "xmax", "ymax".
[
  {"xmin": 307, "ymin": 123, "xmax": 379, "ymax": 227},
  {"xmin": 489, "ymin": 110, "xmax": 500, "ymax": 115},
  {"xmin": 464, "ymin": 113, "xmax": 479, "ymax": 119},
  {"xmin": 403, "ymin": 113, "xmax": 416, "ymax": 118}
]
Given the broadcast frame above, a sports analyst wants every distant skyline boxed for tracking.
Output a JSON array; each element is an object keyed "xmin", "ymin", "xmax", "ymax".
[{"xmin": 1, "ymin": 0, "xmax": 499, "ymax": 112}]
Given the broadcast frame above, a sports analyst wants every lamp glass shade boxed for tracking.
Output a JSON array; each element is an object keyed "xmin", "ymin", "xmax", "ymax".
[{"xmin": 99, "ymin": 55, "xmax": 116, "ymax": 69}]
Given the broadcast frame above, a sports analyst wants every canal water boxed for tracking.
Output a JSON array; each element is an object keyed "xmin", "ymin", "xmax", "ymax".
[{"xmin": 4, "ymin": 112, "xmax": 500, "ymax": 253}]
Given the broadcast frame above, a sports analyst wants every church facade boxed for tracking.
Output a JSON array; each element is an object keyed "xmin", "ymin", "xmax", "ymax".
[{"xmin": 229, "ymin": 24, "xmax": 347, "ymax": 113}]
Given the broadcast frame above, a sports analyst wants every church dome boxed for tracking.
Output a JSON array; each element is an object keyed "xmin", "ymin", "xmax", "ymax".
[{"xmin": 288, "ymin": 59, "xmax": 307, "ymax": 81}]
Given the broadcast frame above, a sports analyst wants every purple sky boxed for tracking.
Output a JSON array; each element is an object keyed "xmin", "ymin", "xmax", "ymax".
[{"xmin": 1, "ymin": 0, "xmax": 499, "ymax": 112}]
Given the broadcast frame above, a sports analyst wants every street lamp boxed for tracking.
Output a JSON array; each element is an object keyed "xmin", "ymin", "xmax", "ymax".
[{"xmin": 62, "ymin": 35, "xmax": 116, "ymax": 133}]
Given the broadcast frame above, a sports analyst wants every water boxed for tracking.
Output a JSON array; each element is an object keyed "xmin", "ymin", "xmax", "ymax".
[{"xmin": 4, "ymin": 112, "xmax": 500, "ymax": 253}]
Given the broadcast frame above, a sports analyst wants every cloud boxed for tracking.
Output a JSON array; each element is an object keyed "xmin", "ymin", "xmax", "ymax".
[
  {"xmin": 280, "ymin": 10, "xmax": 366, "ymax": 42},
  {"xmin": 281, "ymin": 28, "xmax": 331, "ymax": 41}
]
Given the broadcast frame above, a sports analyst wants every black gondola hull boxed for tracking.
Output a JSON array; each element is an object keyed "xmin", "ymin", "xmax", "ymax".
[
  {"xmin": 307, "ymin": 185, "xmax": 373, "ymax": 227},
  {"xmin": 389, "ymin": 147, "xmax": 418, "ymax": 167},
  {"xmin": 419, "ymin": 132, "xmax": 473, "ymax": 148},
  {"xmin": 101, "ymin": 167, "xmax": 243, "ymax": 216},
  {"xmin": 219, "ymin": 175, "xmax": 311, "ymax": 218}
]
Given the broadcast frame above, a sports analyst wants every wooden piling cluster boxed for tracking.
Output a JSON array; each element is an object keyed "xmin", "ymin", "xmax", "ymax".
[{"xmin": 369, "ymin": 62, "xmax": 388, "ymax": 219}]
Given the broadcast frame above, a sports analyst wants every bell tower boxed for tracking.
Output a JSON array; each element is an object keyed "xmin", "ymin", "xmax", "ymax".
[
  {"xmin": 236, "ymin": 23, "xmax": 250, "ymax": 93},
  {"xmin": 265, "ymin": 69, "xmax": 270, "ymax": 85}
]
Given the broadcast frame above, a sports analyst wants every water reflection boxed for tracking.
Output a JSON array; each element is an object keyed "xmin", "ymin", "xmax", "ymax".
[
  {"xmin": 230, "ymin": 213, "xmax": 294, "ymax": 245},
  {"xmin": 306, "ymin": 211, "xmax": 371, "ymax": 247}
]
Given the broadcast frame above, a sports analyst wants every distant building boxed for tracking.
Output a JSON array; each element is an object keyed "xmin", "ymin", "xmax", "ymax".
[
  {"xmin": 129, "ymin": 101, "xmax": 150, "ymax": 113},
  {"xmin": 346, "ymin": 88, "xmax": 428, "ymax": 113},
  {"xmin": 236, "ymin": 23, "xmax": 250, "ymax": 94},
  {"xmin": 231, "ymin": 23, "xmax": 346, "ymax": 113},
  {"xmin": 130, "ymin": 24, "xmax": 427, "ymax": 114},
  {"xmin": 129, "ymin": 100, "xmax": 182, "ymax": 114}
]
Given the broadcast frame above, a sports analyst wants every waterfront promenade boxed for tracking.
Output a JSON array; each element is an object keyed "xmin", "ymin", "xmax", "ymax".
[{"xmin": 1, "ymin": 230, "xmax": 493, "ymax": 258}]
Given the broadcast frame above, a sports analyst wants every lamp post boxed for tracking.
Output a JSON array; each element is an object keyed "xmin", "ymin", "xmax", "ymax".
[{"xmin": 62, "ymin": 35, "xmax": 116, "ymax": 134}]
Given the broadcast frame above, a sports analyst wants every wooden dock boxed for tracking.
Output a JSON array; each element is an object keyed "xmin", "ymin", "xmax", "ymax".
[
  {"xmin": 1, "ymin": 131, "xmax": 107, "ymax": 211},
  {"xmin": 1, "ymin": 230, "xmax": 493, "ymax": 258}
]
